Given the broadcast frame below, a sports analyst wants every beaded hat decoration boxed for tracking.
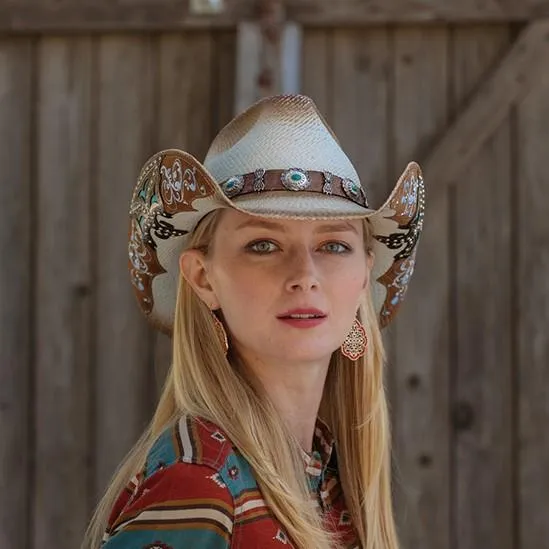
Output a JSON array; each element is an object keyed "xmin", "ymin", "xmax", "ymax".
[{"xmin": 128, "ymin": 94, "xmax": 425, "ymax": 334}]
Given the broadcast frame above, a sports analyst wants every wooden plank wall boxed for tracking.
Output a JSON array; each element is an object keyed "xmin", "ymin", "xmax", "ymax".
[
  {"xmin": 302, "ymin": 24, "xmax": 549, "ymax": 549},
  {"xmin": 0, "ymin": 31, "xmax": 236, "ymax": 549},
  {"xmin": 0, "ymin": 24, "xmax": 548, "ymax": 549}
]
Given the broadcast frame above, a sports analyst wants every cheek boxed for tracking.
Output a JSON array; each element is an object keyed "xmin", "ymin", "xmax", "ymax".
[
  {"xmin": 330, "ymin": 258, "xmax": 368, "ymax": 295},
  {"xmin": 333, "ymin": 273, "xmax": 367, "ymax": 307},
  {"xmin": 210, "ymin": 259, "xmax": 272, "ymax": 313}
]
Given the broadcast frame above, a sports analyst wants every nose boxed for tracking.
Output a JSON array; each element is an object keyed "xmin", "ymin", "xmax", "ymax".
[{"xmin": 284, "ymin": 247, "xmax": 319, "ymax": 293}]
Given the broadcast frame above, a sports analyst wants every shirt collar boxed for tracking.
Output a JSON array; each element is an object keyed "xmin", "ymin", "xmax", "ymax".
[{"xmin": 301, "ymin": 418, "xmax": 335, "ymax": 478}]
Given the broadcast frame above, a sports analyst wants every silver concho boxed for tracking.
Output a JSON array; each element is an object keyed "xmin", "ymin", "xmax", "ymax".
[
  {"xmin": 221, "ymin": 175, "xmax": 245, "ymax": 198},
  {"xmin": 281, "ymin": 168, "xmax": 310, "ymax": 191},
  {"xmin": 253, "ymin": 168, "xmax": 266, "ymax": 192},
  {"xmin": 322, "ymin": 171, "xmax": 333, "ymax": 195},
  {"xmin": 342, "ymin": 178, "xmax": 367, "ymax": 206}
]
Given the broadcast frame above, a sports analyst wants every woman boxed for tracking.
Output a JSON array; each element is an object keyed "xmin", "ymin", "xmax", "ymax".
[{"xmin": 83, "ymin": 94, "xmax": 425, "ymax": 549}]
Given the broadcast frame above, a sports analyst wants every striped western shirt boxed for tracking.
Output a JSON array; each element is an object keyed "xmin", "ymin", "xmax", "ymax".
[{"xmin": 101, "ymin": 415, "xmax": 359, "ymax": 548}]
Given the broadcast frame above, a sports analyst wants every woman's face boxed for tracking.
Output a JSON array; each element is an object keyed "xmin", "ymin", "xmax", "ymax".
[{"xmin": 184, "ymin": 209, "xmax": 373, "ymax": 365}]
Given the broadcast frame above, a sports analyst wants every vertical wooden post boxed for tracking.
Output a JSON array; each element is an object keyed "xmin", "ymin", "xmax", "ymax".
[
  {"xmin": 0, "ymin": 38, "xmax": 33, "ymax": 549},
  {"xmin": 234, "ymin": 0, "xmax": 301, "ymax": 115}
]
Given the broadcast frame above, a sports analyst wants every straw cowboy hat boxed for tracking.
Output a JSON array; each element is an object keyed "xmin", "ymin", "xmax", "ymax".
[{"xmin": 128, "ymin": 94, "xmax": 425, "ymax": 334}]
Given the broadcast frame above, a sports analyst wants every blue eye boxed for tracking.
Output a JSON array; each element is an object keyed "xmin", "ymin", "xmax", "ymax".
[
  {"xmin": 322, "ymin": 242, "xmax": 351, "ymax": 254},
  {"xmin": 247, "ymin": 240, "xmax": 279, "ymax": 254}
]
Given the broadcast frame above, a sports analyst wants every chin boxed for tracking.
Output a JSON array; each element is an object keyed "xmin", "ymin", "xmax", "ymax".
[{"xmin": 272, "ymin": 344, "xmax": 337, "ymax": 364}]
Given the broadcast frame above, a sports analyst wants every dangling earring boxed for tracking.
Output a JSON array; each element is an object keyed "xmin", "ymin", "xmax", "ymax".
[
  {"xmin": 211, "ymin": 309, "xmax": 229, "ymax": 355},
  {"xmin": 340, "ymin": 318, "xmax": 368, "ymax": 361}
]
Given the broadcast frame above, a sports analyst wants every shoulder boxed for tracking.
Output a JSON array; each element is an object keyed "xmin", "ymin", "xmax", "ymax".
[
  {"xmin": 144, "ymin": 415, "xmax": 259, "ymax": 498},
  {"xmin": 145, "ymin": 415, "xmax": 233, "ymax": 476},
  {"xmin": 105, "ymin": 416, "xmax": 257, "ymax": 546}
]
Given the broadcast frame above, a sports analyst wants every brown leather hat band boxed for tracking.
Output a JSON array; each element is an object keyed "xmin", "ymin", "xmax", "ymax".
[{"xmin": 219, "ymin": 168, "xmax": 369, "ymax": 208}]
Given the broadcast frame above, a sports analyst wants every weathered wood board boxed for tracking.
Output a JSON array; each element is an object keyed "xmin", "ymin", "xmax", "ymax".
[
  {"xmin": 0, "ymin": 37, "xmax": 33, "ymax": 549},
  {"xmin": 451, "ymin": 26, "xmax": 514, "ymax": 549},
  {"xmin": 391, "ymin": 26, "xmax": 451, "ymax": 549},
  {"xmin": 33, "ymin": 37, "xmax": 94, "ymax": 548},
  {"xmin": 3, "ymin": 0, "xmax": 549, "ymax": 31},
  {"xmin": 517, "ymin": 71, "xmax": 549, "ymax": 549}
]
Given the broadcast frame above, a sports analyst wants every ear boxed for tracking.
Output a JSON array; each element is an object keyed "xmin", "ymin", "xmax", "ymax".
[{"xmin": 179, "ymin": 249, "xmax": 219, "ymax": 309}]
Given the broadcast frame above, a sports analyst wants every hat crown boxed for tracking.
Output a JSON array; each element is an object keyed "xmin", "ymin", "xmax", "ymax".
[{"xmin": 203, "ymin": 95, "xmax": 360, "ymax": 184}]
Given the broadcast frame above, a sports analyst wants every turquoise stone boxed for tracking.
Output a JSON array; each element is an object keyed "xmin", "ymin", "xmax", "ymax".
[
  {"xmin": 222, "ymin": 175, "xmax": 244, "ymax": 197},
  {"xmin": 281, "ymin": 168, "xmax": 310, "ymax": 191}
]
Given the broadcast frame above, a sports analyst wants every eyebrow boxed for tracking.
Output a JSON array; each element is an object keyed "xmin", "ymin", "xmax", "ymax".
[
  {"xmin": 316, "ymin": 222, "xmax": 358, "ymax": 235},
  {"xmin": 235, "ymin": 219, "xmax": 288, "ymax": 232},
  {"xmin": 235, "ymin": 219, "xmax": 358, "ymax": 235}
]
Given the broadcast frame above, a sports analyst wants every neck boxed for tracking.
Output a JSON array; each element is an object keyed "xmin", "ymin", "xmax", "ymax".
[{"xmin": 238, "ymin": 352, "xmax": 331, "ymax": 452}]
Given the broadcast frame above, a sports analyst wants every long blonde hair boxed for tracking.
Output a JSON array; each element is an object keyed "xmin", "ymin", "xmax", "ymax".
[{"xmin": 83, "ymin": 211, "xmax": 399, "ymax": 549}]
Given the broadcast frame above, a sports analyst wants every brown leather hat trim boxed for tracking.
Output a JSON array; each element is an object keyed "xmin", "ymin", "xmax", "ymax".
[{"xmin": 220, "ymin": 169, "xmax": 369, "ymax": 208}]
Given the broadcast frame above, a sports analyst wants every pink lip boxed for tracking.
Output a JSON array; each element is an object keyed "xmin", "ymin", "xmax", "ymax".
[
  {"xmin": 277, "ymin": 308, "xmax": 327, "ymax": 318},
  {"xmin": 277, "ymin": 308, "xmax": 327, "ymax": 329}
]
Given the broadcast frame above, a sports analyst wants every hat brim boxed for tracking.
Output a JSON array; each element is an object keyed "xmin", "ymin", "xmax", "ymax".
[{"xmin": 129, "ymin": 149, "xmax": 424, "ymax": 334}]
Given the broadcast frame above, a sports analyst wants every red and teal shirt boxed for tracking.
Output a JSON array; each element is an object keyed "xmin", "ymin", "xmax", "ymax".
[{"xmin": 101, "ymin": 415, "xmax": 359, "ymax": 548}]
